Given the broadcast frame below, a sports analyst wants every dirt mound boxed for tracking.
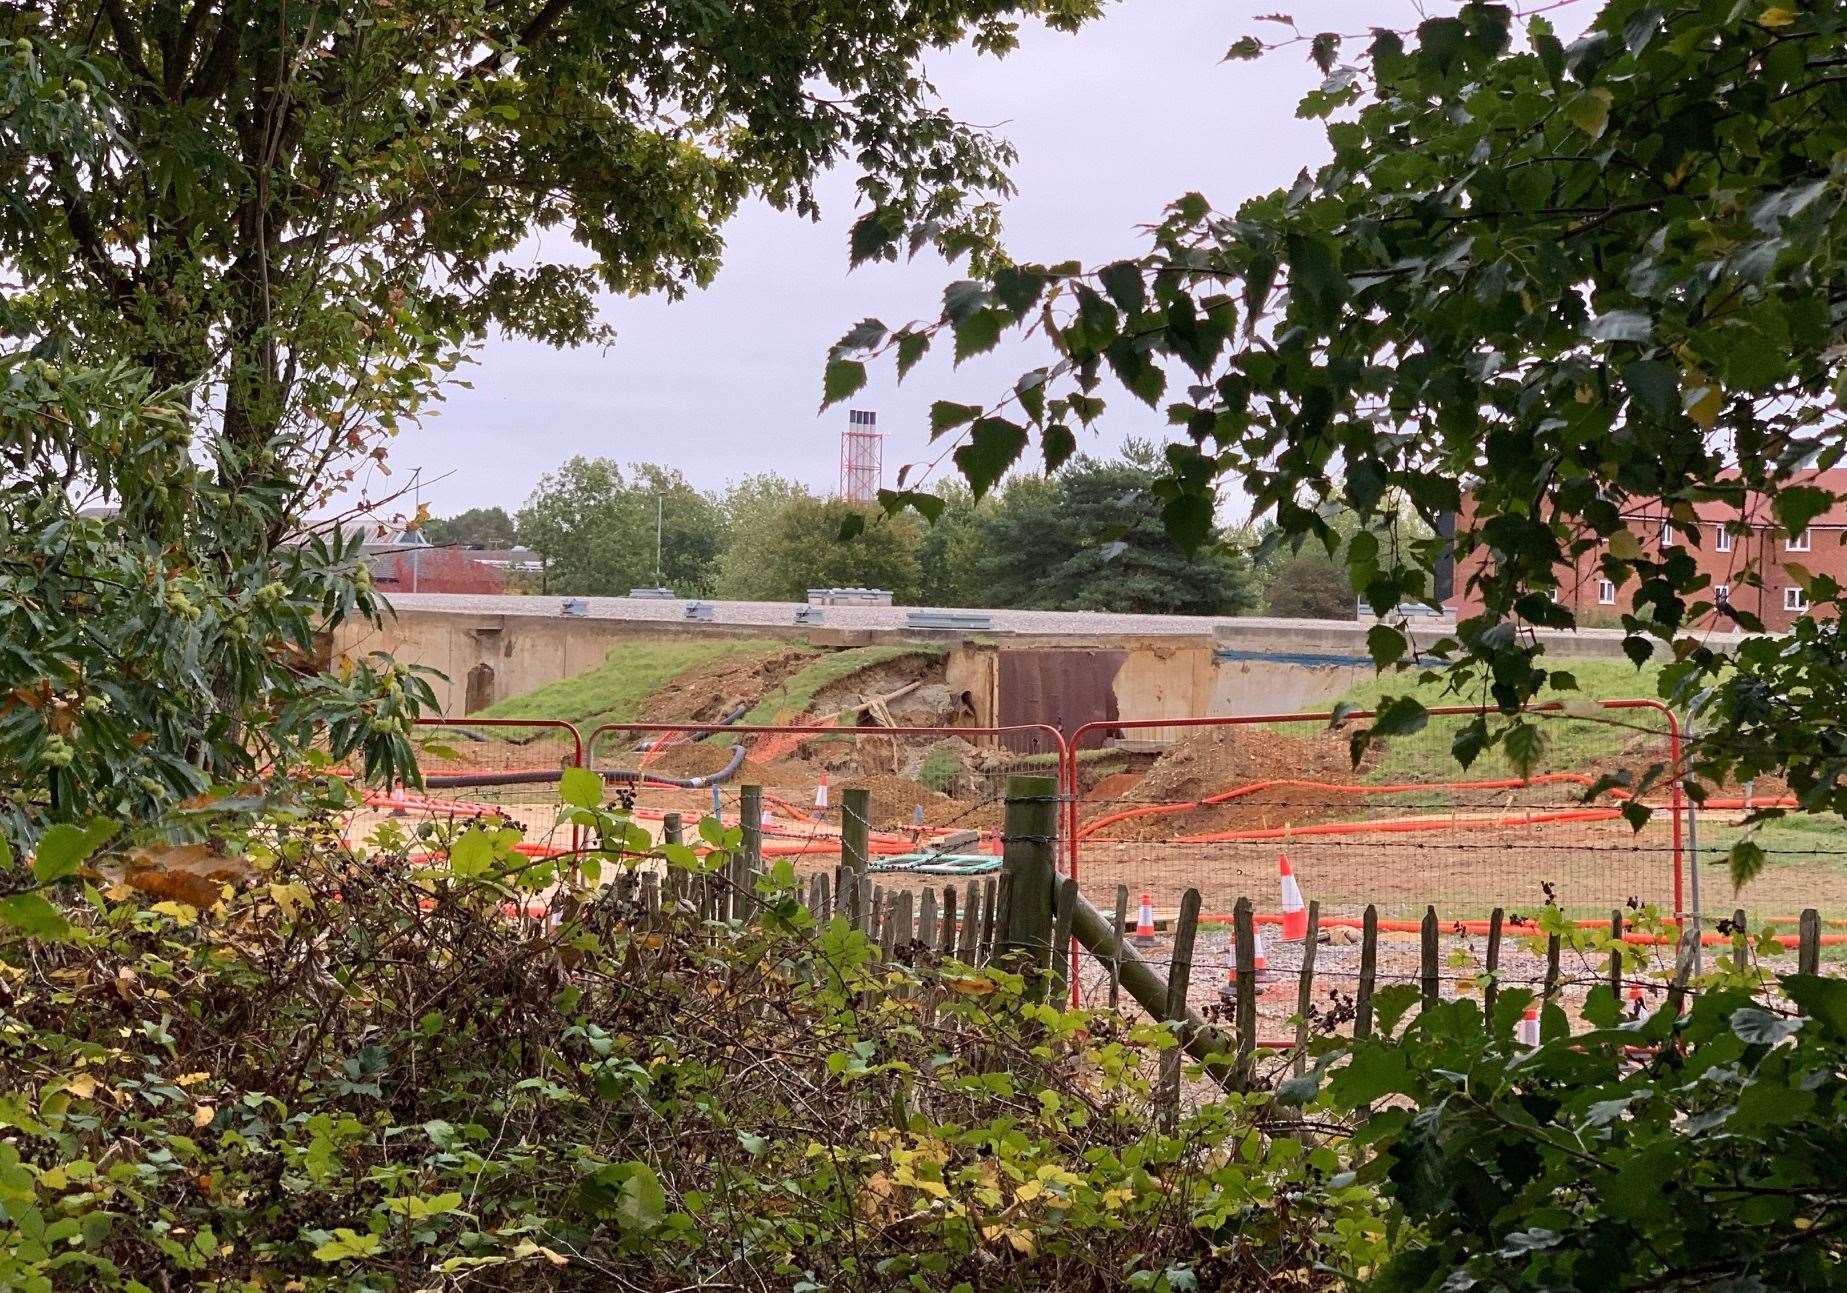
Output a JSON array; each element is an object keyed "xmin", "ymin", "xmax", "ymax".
[
  {"xmin": 1089, "ymin": 724, "xmax": 1360, "ymax": 841},
  {"xmin": 640, "ymin": 648, "xmax": 813, "ymax": 725},
  {"xmin": 806, "ymin": 652, "xmax": 950, "ymax": 719}
]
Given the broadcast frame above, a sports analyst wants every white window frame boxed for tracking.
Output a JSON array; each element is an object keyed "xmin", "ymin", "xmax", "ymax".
[
  {"xmin": 1597, "ymin": 580, "xmax": 1616, "ymax": 606},
  {"xmin": 1785, "ymin": 586, "xmax": 1808, "ymax": 612},
  {"xmin": 1659, "ymin": 520, "xmax": 1673, "ymax": 546},
  {"xmin": 1787, "ymin": 528, "xmax": 1812, "ymax": 553},
  {"xmin": 1714, "ymin": 526, "xmax": 1732, "ymax": 553},
  {"xmin": 1714, "ymin": 584, "xmax": 1730, "ymax": 606}
]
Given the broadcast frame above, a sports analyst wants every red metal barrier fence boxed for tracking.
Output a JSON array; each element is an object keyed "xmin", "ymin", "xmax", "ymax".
[
  {"xmin": 1066, "ymin": 701, "xmax": 1687, "ymax": 929},
  {"xmin": 583, "ymin": 721, "xmax": 1068, "ymax": 886}
]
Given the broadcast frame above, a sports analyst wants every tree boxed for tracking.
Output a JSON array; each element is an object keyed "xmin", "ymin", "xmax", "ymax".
[
  {"xmin": 714, "ymin": 474, "xmax": 817, "ymax": 599},
  {"xmin": 915, "ymin": 480, "xmax": 998, "ymax": 607},
  {"xmin": 421, "ymin": 507, "xmax": 517, "ymax": 548},
  {"xmin": 0, "ymin": 0, "xmax": 1099, "ymax": 820},
  {"xmin": 517, "ymin": 459, "xmax": 723, "ymax": 596},
  {"xmin": 1264, "ymin": 555, "xmax": 1354, "ymax": 620},
  {"xmin": 751, "ymin": 498, "xmax": 924, "ymax": 603},
  {"xmin": 972, "ymin": 448, "xmax": 1257, "ymax": 615},
  {"xmin": 838, "ymin": 2, "xmax": 1847, "ymax": 876}
]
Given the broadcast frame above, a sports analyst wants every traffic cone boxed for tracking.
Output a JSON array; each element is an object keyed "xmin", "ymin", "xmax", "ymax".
[
  {"xmin": 1516, "ymin": 1003, "xmax": 1541, "ymax": 1048},
  {"xmin": 814, "ymin": 772, "xmax": 829, "ymax": 811},
  {"xmin": 1133, "ymin": 893, "xmax": 1156, "ymax": 946},
  {"xmin": 1222, "ymin": 931, "xmax": 1273, "ymax": 1002},
  {"xmin": 1278, "ymin": 854, "xmax": 1308, "ymax": 941},
  {"xmin": 1626, "ymin": 982, "xmax": 1647, "ymax": 1020}
]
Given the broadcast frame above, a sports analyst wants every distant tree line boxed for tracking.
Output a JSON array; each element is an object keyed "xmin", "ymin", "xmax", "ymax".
[{"xmin": 416, "ymin": 446, "xmax": 1428, "ymax": 618}]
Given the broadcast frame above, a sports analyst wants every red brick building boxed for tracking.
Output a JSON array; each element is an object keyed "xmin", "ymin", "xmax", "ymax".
[
  {"xmin": 368, "ymin": 546, "xmax": 507, "ymax": 595},
  {"xmin": 1445, "ymin": 468, "xmax": 1847, "ymax": 633}
]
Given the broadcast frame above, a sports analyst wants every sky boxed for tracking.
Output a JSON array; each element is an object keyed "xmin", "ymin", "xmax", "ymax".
[{"xmin": 378, "ymin": 2, "xmax": 1409, "ymax": 521}]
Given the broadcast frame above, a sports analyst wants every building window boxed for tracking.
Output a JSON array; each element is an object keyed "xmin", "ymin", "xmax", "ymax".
[
  {"xmin": 1659, "ymin": 520, "xmax": 1673, "ymax": 546},
  {"xmin": 1788, "ymin": 528, "xmax": 1812, "ymax": 553},
  {"xmin": 1785, "ymin": 586, "xmax": 1808, "ymax": 612},
  {"xmin": 1714, "ymin": 584, "xmax": 1730, "ymax": 606},
  {"xmin": 1598, "ymin": 580, "xmax": 1616, "ymax": 606},
  {"xmin": 1714, "ymin": 526, "xmax": 1732, "ymax": 553}
]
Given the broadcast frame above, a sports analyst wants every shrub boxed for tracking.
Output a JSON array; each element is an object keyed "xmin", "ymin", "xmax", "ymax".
[
  {"xmin": 918, "ymin": 746, "xmax": 962, "ymax": 795},
  {"xmin": 0, "ymin": 784, "xmax": 1385, "ymax": 1290}
]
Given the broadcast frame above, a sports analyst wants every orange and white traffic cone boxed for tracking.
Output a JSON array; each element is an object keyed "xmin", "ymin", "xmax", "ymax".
[
  {"xmin": 1626, "ymin": 982, "xmax": 1647, "ymax": 1020},
  {"xmin": 1516, "ymin": 1003, "xmax": 1541, "ymax": 1048},
  {"xmin": 1221, "ymin": 931, "xmax": 1274, "ymax": 1003},
  {"xmin": 1133, "ymin": 893, "xmax": 1156, "ymax": 946},
  {"xmin": 813, "ymin": 772, "xmax": 829, "ymax": 811},
  {"xmin": 1278, "ymin": 854, "xmax": 1308, "ymax": 941}
]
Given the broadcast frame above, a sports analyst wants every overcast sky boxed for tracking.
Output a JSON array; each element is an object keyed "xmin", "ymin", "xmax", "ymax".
[{"xmin": 375, "ymin": 2, "xmax": 1432, "ymax": 521}]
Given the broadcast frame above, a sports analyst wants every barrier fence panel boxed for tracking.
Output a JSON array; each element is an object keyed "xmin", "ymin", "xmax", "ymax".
[
  {"xmin": 1063, "ymin": 700, "xmax": 1693, "ymax": 1017},
  {"xmin": 585, "ymin": 721, "xmax": 1067, "ymax": 901},
  {"xmin": 349, "ymin": 718, "xmax": 587, "ymax": 853}
]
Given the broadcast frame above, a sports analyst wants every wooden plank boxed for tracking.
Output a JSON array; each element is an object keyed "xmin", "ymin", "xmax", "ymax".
[
  {"xmin": 957, "ymin": 881, "xmax": 979, "ymax": 961},
  {"xmin": 816, "ymin": 870, "xmax": 831, "ymax": 924},
  {"xmin": 878, "ymin": 890, "xmax": 899, "ymax": 961},
  {"xmin": 1049, "ymin": 874, "xmax": 1078, "ymax": 1002},
  {"xmin": 1800, "ymin": 909, "xmax": 1822, "ymax": 976},
  {"xmin": 992, "ymin": 872, "xmax": 1015, "ymax": 966},
  {"xmin": 1233, "ymin": 896, "xmax": 1257, "ymax": 1086},
  {"xmin": 1483, "ymin": 908, "xmax": 1504, "ymax": 1026},
  {"xmin": 975, "ymin": 879, "xmax": 997, "ymax": 966},
  {"xmin": 641, "ymin": 871, "xmax": 659, "ymax": 925},
  {"xmin": 857, "ymin": 875, "xmax": 874, "ymax": 936},
  {"xmin": 918, "ymin": 886, "xmax": 938, "ymax": 950},
  {"xmin": 1420, "ymin": 905, "xmax": 1439, "ymax": 1011},
  {"xmin": 1109, "ymin": 884, "xmax": 1130, "ymax": 1011},
  {"xmin": 891, "ymin": 889, "xmax": 914, "ymax": 949},
  {"xmin": 938, "ymin": 886, "xmax": 959, "ymax": 957},
  {"xmin": 1354, "ymin": 905, "xmax": 1378, "ymax": 1041},
  {"xmin": 662, "ymin": 813, "xmax": 683, "ymax": 908},
  {"xmin": 1161, "ymin": 888, "xmax": 1203, "ymax": 1127},
  {"xmin": 1544, "ymin": 933, "xmax": 1561, "ymax": 1002},
  {"xmin": 1293, "ymin": 900, "xmax": 1320, "ymax": 1077}
]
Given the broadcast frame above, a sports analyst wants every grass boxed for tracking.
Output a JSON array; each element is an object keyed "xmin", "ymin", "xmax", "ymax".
[
  {"xmin": 1695, "ymin": 814, "xmax": 1847, "ymax": 873},
  {"xmin": 740, "ymin": 645, "xmax": 944, "ymax": 724},
  {"xmin": 1326, "ymin": 659, "xmax": 1671, "ymax": 783},
  {"xmin": 477, "ymin": 639, "xmax": 803, "ymax": 725}
]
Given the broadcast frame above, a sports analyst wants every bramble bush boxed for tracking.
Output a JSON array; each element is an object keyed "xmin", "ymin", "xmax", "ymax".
[{"xmin": 0, "ymin": 778, "xmax": 1387, "ymax": 1291}]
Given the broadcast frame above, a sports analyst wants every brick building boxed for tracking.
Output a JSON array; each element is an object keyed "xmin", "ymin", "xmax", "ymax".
[
  {"xmin": 368, "ymin": 545, "xmax": 507, "ymax": 595},
  {"xmin": 1445, "ymin": 468, "xmax": 1847, "ymax": 633}
]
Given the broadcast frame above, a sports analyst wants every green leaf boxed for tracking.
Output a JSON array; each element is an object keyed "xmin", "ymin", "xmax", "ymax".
[
  {"xmin": 449, "ymin": 828, "xmax": 497, "ymax": 879},
  {"xmin": 1015, "ymin": 369, "xmax": 1047, "ymax": 424},
  {"xmin": 832, "ymin": 318, "xmax": 887, "ymax": 355},
  {"xmin": 1504, "ymin": 722, "xmax": 1544, "ymax": 778},
  {"xmin": 618, "ymin": 1161, "xmax": 667, "ymax": 1231},
  {"xmin": 0, "ymin": 892, "xmax": 70, "ymax": 940},
  {"xmin": 1366, "ymin": 624, "xmax": 1407, "ymax": 668},
  {"xmin": 836, "ymin": 511, "xmax": 866, "ymax": 542},
  {"xmin": 942, "ymin": 280, "xmax": 989, "ymax": 323},
  {"xmin": 1370, "ymin": 695, "xmax": 1429, "ymax": 738},
  {"xmin": 1783, "ymin": 975, "xmax": 1847, "ymax": 1037},
  {"xmin": 1731, "ymin": 1007, "xmax": 1803, "ymax": 1047},
  {"xmin": 1097, "ymin": 261, "xmax": 1145, "ymax": 313},
  {"xmin": 821, "ymin": 358, "xmax": 866, "ymax": 410},
  {"xmin": 1327, "ymin": 1041, "xmax": 1410, "ymax": 1105},
  {"xmin": 895, "ymin": 330, "xmax": 930, "ymax": 381},
  {"xmin": 929, "ymin": 401, "xmax": 982, "ymax": 438},
  {"xmin": 953, "ymin": 308, "xmax": 1005, "ymax": 362},
  {"xmin": 953, "ymin": 418, "xmax": 1028, "ymax": 498},
  {"xmin": 1772, "ymin": 486, "xmax": 1835, "ymax": 537},
  {"xmin": 31, "ymin": 819, "xmax": 116, "ymax": 884},
  {"xmin": 1042, "ymin": 423, "xmax": 1077, "ymax": 473},
  {"xmin": 1563, "ymin": 87, "xmax": 1613, "ymax": 140},
  {"xmin": 1160, "ymin": 491, "xmax": 1213, "ymax": 552},
  {"xmin": 1730, "ymin": 838, "xmax": 1767, "ymax": 888},
  {"xmin": 560, "ymin": 766, "xmax": 602, "ymax": 810},
  {"xmin": 313, "ymin": 1228, "xmax": 383, "ymax": 1261},
  {"xmin": 1621, "ymin": 359, "xmax": 1679, "ymax": 421}
]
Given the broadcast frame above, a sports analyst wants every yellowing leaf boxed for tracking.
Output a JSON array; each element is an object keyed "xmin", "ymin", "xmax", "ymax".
[
  {"xmin": 64, "ymin": 1074, "xmax": 98, "ymax": 1099},
  {"xmin": 150, "ymin": 900, "xmax": 199, "ymax": 925},
  {"xmin": 173, "ymin": 1072, "xmax": 209, "ymax": 1087},
  {"xmin": 1685, "ymin": 382, "xmax": 1723, "ymax": 428},
  {"xmin": 193, "ymin": 1103, "xmax": 216, "ymax": 1127},
  {"xmin": 1606, "ymin": 529, "xmax": 1643, "ymax": 560},
  {"xmin": 1563, "ymin": 88, "xmax": 1613, "ymax": 141},
  {"xmin": 1759, "ymin": 5, "xmax": 1798, "ymax": 25},
  {"xmin": 946, "ymin": 976, "xmax": 997, "ymax": 996}
]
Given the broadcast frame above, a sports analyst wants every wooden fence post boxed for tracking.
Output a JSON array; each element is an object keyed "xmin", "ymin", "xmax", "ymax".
[
  {"xmin": 1800, "ymin": 909, "xmax": 1822, "ymax": 976},
  {"xmin": 1609, "ymin": 908, "xmax": 1624, "ymax": 999},
  {"xmin": 1483, "ymin": 908, "xmax": 1504, "ymax": 1026},
  {"xmin": 1419, "ymin": 905, "xmax": 1439, "ymax": 1011},
  {"xmin": 1293, "ymin": 900, "xmax": 1320, "ymax": 1077},
  {"xmin": 737, "ymin": 785, "xmax": 763, "ymax": 923},
  {"xmin": 1000, "ymin": 773, "xmax": 1060, "ymax": 1000},
  {"xmin": 1354, "ymin": 905, "xmax": 1378, "ymax": 1041},
  {"xmin": 1049, "ymin": 876, "xmax": 1078, "ymax": 1002},
  {"xmin": 1161, "ymin": 888, "xmax": 1203, "ymax": 1126},
  {"xmin": 1232, "ymin": 896, "xmax": 1257, "ymax": 1087},
  {"xmin": 662, "ymin": 812, "xmax": 682, "ymax": 906},
  {"xmin": 841, "ymin": 787, "xmax": 871, "ymax": 881}
]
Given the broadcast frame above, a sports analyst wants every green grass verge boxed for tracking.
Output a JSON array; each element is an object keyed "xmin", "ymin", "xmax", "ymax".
[
  {"xmin": 477, "ymin": 639, "xmax": 804, "ymax": 725},
  {"xmin": 1326, "ymin": 659, "xmax": 1669, "ymax": 782},
  {"xmin": 740, "ymin": 645, "xmax": 944, "ymax": 725}
]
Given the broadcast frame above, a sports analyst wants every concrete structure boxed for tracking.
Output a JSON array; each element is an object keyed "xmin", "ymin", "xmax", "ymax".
[
  {"xmin": 1447, "ymin": 467, "xmax": 1847, "ymax": 633},
  {"xmin": 332, "ymin": 592, "xmax": 1705, "ymax": 724}
]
